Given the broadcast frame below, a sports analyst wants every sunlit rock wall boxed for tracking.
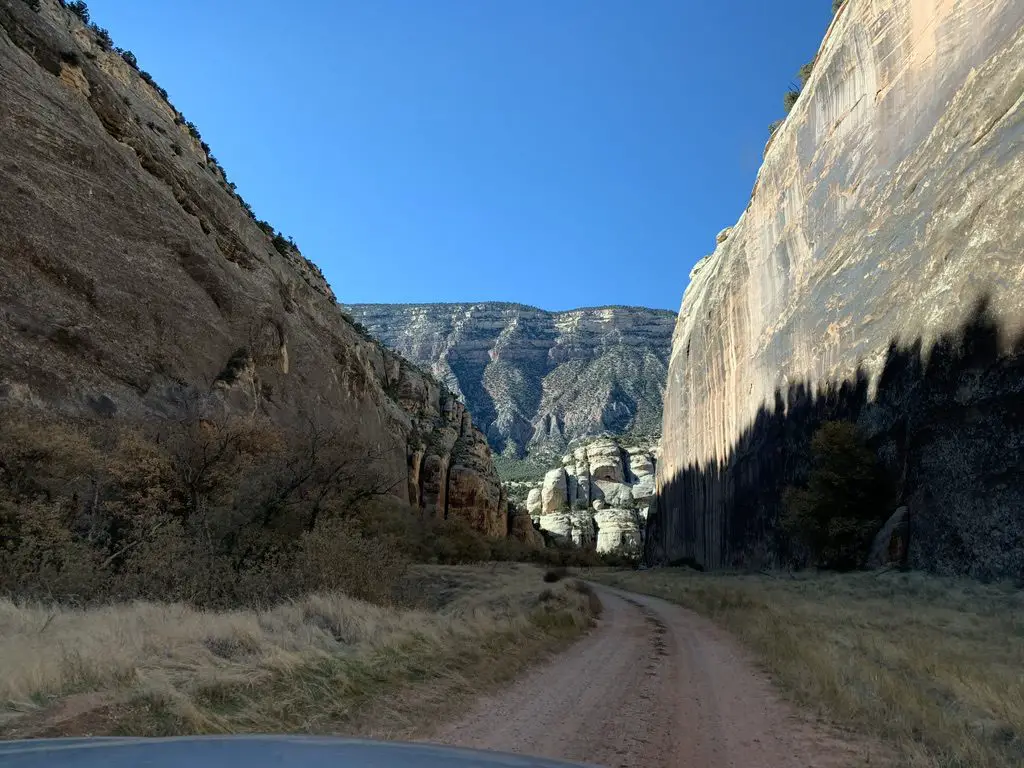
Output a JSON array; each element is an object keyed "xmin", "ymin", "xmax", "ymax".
[{"xmin": 650, "ymin": 0, "xmax": 1024, "ymax": 576}]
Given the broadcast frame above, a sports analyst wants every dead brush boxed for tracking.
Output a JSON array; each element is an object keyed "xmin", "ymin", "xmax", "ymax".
[
  {"xmin": 568, "ymin": 579, "xmax": 603, "ymax": 618},
  {"xmin": 543, "ymin": 567, "xmax": 568, "ymax": 583}
]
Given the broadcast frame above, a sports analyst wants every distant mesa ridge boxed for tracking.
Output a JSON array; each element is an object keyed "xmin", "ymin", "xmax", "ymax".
[{"xmin": 343, "ymin": 302, "xmax": 676, "ymax": 459}]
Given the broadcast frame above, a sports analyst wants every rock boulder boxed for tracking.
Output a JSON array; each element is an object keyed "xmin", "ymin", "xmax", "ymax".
[{"xmin": 541, "ymin": 468, "xmax": 568, "ymax": 515}]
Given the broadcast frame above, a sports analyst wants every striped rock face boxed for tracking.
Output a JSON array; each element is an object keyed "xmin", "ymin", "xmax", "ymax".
[
  {"xmin": 343, "ymin": 303, "xmax": 675, "ymax": 458},
  {"xmin": 651, "ymin": 0, "xmax": 1024, "ymax": 577}
]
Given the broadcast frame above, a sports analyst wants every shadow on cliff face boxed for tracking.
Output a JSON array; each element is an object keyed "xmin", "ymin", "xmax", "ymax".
[{"xmin": 645, "ymin": 296, "xmax": 1024, "ymax": 580}]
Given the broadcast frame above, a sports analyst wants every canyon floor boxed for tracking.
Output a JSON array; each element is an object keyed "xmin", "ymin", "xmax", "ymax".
[
  {"xmin": 5, "ymin": 567, "xmax": 1019, "ymax": 767},
  {"xmin": 428, "ymin": 583, "xmax": 880, "ymax": 768}
]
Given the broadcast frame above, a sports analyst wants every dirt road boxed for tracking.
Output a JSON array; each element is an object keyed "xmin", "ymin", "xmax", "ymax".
[{"xmin": 429, "ymin": 584, "xmax": 872, "ymax": 768}]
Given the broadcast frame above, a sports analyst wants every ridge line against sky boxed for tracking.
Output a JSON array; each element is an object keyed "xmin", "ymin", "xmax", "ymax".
[
  {"xmin": 341, "ymin": 301, "xmax": 678, "ymax": 316},
  {"xmin": 85, "ymin": 0, "xmax": 835, "ymax": 313}
]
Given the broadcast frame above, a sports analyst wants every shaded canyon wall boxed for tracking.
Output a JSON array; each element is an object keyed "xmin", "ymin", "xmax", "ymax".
[{"xmin": 0, "ymin": 0, "xmax": 510, "ymax": 539}]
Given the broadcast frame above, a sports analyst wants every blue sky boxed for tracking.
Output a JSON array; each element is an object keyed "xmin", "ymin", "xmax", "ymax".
[{"xmin": 87, "ymin": 0, "xmax": 834, "ymax": 312}]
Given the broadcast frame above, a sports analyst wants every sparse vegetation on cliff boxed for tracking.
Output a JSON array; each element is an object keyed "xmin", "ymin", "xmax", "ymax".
[
  {"xmin": 42, "ymin": 0, "xmax": 306, "ymax": 268},
  {"xmin": 766, "ymin": 4, "xmax": 836, "ymax": 135},
  {"xmin": 590, "ymin": 568, "xmax": 1024, "ymax": 768},
  {"xmin": 89, "ymin": 24, "xmax": 112, "ymax": 52},
  {"xmin": 782, "ymin": 88, "xmax": 801, "ymax": 114},
  {"xmin": 347, "ymin": 305, "xmax": 674, "ymax": 462},
  {"xmin": 65, "ymin": 1, "xmax": 89, "ymax": 23}
]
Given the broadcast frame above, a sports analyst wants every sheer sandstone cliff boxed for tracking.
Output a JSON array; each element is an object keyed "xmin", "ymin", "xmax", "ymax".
[
  {"xmin": 0, "ymin": 0, "xmax": 510, "ymax": 539},
  {"xmin": 649, "ymin": 0, "xmax": 1024, "ymax": 576}
]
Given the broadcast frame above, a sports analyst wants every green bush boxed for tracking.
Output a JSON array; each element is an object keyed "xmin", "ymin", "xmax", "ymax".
[
  {"xmin": 271, "ymin": 233, "xmax": 294, "ymax": 256},
  {"xmin": 543, "ymin": 567, "xmax": 567, "ymax": 583},
  {"xmin": 781, "ymin": 421, "xmax": 892, "ymax": 570},
  {"xmin": 90, "ymin": 24, "xmax": 113, "ymax": 51},
  {"xmin": 797, "ymin": 59, "xmax": 816, "ymax": 88},
  {"xmin": 783, "ymin": 89, "xmax": 801, "ymax": 114},
  {"xmin": 119, "ymin": 49, "xmax": 138, "ymax": 70},
  {"xmin": 66, "ymin": 1, "xmax": 90, "ymax": 23}
]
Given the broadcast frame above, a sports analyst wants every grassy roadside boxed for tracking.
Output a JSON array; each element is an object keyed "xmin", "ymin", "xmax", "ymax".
[
  {"xmin": 587, "ymin": 567, "xmax": 1024, "ymax": 768},
  {"xmin": 0, "ymin": 564, "xmax": 599, "ymax": 740}
]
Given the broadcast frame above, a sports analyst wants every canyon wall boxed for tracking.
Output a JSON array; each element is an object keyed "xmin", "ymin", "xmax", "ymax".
[
  {"xmin": 649, "ymin": 0, "xmax": 1024, "ymax": 577},
  {"xmin": 0, "ymin": 0, "xmax": 509, "ymax": 538},
  {"xmin": 345, "ymin": 303, "xmax": 675, "ymax": 458}
]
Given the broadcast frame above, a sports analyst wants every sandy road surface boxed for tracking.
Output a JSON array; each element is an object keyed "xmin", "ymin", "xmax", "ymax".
[{"xmin": 429, "ymin": 584, "xmax": 871, "ymax": 768}]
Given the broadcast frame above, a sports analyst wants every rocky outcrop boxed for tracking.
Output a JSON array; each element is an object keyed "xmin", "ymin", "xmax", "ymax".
[
  {"xmin": 540, "ymin": 468, "xmax": 569, "ymax": 515},
  {"xmin": 521, "ymin": 437, "xmax": 657, "ymax": 553},
  {"xmin": 0, "ymin": 0, "xmax": 506, "ymax": 538},
  {"xmin": 508, "ymin": 503, "xmax": 544, "ymax": 548},
  {"xmin": 342, "ymin": 303, "xmax": 675, "ymax": 458},
  {"xmin": 526, "ymin": 488, "xmax": 543, "ymax": 517},
  {"xmin": 649, "ymin": 0, "xmax": 1024, "ymax": 578}
]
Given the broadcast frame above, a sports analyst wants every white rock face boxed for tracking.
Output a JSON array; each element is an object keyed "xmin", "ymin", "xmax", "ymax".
[
  {"xmin": 627, "ymin": 450, "xmax": 654, "ymax": 477},
  {"xmin": 526, "ymin": 488, "xmax": 543, "ymax": 520},
  {"xmin": 570, "ymin": 508, "xmax": 597, "ymax": 548},
  {"xmin": 587, "ymin": 439, "xmax": 625, "ymax": 483},
  {"xmin": 630, "ymin": 475, "xmax": 655, "ymax": 505},
  {"xmin": 539, "ymin": 510, "xmax": 572, "ymax": 542},
  {"xmin": 539, "ymin": 507, "xmax": 598, "ymax": 547},
  {"xmin": 527, "ymin": 436, "xmax": 658, "ymax": 553},
  {"xmin": 594, "ymin": 508, "xmax": 642, "ymax": 555},
  {"xmin": 573, "ymin": 462, "xmax": 592, "ymax": 509},
  {"xmin": 541, "ymin": 468, "xmax": 568, "ymax": 515},
  {"xmin": 594, "ymin": 479, "xmax": 633, "ymax": 508}
]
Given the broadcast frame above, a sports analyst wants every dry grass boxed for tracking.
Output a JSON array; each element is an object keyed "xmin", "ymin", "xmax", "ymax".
[
  {"xmin": 588, "ymin": 568, "xmax": 1024, "ymax": 768},
  {"xmin": 0, "ymin": 564, "xmax": 598, "ymax": 740}
]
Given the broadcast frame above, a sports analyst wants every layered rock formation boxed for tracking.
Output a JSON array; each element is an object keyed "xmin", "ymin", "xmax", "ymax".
[
  {"xmin": 520, "ymin": 437, "xmax": 657, "ymax": 554},
  {"xmin": 0, "ymin": 0, "xmax": 515, "ymax": 540},
  {"xmin": 343, "ymin": 303, "xmax": 675, "ymax": 458},
  {"xmin": 649, "ymin": 0, "xmax": 1024, "ymax": 577}
]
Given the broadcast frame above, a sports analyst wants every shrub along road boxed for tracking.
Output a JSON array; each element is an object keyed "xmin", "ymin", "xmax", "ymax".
[{"xmin": 428, "ymin": 583, "xmax": 882, "ymax": 768}]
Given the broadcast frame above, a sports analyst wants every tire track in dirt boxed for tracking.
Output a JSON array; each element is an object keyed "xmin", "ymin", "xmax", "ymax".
[{"xmin": 428, "ymin": 584, "xmax": 882, "ymax": 768}]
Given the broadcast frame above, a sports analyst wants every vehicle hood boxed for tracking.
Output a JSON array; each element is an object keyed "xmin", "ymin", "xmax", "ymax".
[{"xmin": 0, "ymin": 735, "xmax": 596, "ymax": 768}]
